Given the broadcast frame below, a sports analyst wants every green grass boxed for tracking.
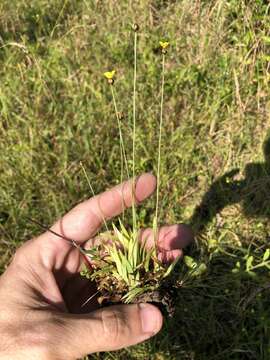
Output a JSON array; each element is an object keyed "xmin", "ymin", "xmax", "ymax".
[{"xmin": 1, "ymin": 0, "xmax": 270, "ymax": 359}]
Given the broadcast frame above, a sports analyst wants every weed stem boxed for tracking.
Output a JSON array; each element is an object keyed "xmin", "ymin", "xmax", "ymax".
[
  {"xmin": 132, "ymin": 29, "xmax": 138, "ymax": 234},
  {"xmin": 154, "ymin": 53, "xmax": 165, "ymax": 246},
  {"xmin": 110, "ymin": 85, "xmax": 130, "ymax": 179}
]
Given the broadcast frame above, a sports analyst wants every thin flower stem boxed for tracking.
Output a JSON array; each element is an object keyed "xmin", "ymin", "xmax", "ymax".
[
  {"xmin": 110, "ymin": 85, "xmax": 130, "ymax": 179},
  {"xmin": 111, "ymin": 85, "xmax": 130, "ymax": 219},
  {"xmin": 132, "ymin": 30, "xmax": 138, "ymax": 235},
  {"xmin": 80, "ymin": 161, "xmax": 109, "ymax": 232},
  {"xmin": 120, "ymin": 139, "xmax": 124, "ymax": 189},
  {"xmin": 154, "ymin": 53, "xmax": 165, "ymax": 247}
]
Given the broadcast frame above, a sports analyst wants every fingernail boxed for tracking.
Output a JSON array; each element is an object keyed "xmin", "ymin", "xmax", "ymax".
[{"xmin": 139, "ymin": 303, "xmax": 162, "ymax": 335}]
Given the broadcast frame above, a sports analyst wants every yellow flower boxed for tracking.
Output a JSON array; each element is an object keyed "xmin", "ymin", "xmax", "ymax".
[
  {"xmin": 104, "ymin": 70, "xmax": 116, "ymax": 80},
  {"xmin": 159, "ymin": 41, "xmax": 169, "ymax": 49}
]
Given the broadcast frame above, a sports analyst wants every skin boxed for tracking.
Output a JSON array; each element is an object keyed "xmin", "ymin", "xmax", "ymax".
[{"xmin": 0, "ymin": 173, "xmax": 192, "ymax": 360}]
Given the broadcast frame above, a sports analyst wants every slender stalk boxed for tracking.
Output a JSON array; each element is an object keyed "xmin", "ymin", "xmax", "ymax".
[
  {"xmin": 197, "ymin": 0, "xmax": 201, "ymax": 41},
  {"xmin": 120, "ymin": 137, "xmax": 124, "ymax": 192},
  {"xmin": 111, "ymin": 85, "xmax": 130, "ymax": 218},
  {"xmin": 154, "ymin": 53, "xmax": 165, "ymax": 246},
  {"xmin": 132, "ymin": 29, "xmax": 138, "ymax": 235},
  {"xmin": 80, "ymin": 161, "xmax": 109, "ymax": 232},
  {"xmin": 110, "ymin": 85, "xmax": 130, "ymax": 179}
]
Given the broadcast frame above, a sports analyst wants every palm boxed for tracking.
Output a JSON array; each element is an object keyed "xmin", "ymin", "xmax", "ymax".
[{"xmin": 51, "ymin": 241, "xmax": 99, "ymax": 314}]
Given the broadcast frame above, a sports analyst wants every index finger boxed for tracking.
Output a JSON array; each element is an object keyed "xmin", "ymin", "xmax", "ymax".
[{"xmin": 50, "ymin": 173, "xmax": 156, "ymax": 244}]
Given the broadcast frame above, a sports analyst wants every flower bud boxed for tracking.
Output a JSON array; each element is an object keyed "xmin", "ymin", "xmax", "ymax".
[{"xmin": 132, "ymin": 23, "xmax": 139, "ymax": 32}]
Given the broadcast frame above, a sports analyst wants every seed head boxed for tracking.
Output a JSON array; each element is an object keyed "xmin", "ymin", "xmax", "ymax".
[{"xmin": 132, "ymin": 23, "xmax": 139, "ymax": 32}]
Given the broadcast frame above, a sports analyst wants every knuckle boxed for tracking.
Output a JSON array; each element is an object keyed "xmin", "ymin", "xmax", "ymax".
[
  {"xmin": 101, "ymin": 308, "xmax": 128, "ymax": 346},
  {"xmin": 40, "ymin": 317, "xmax": 68, "ymax": 359}
]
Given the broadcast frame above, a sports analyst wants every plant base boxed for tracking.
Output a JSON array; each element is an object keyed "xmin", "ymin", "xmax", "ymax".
[{"xmin": 98, "ymin": 282, "xmax": 178, "ymax": 318}]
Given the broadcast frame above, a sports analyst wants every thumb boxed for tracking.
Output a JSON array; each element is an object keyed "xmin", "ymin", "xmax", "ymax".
[{"xmin": 58, "ymin": 303, "xmax": 163, "ymax": 358}]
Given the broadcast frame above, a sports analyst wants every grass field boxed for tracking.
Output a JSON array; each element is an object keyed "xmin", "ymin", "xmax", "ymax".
[{"xmin": 1, "ymin": 1, "xmax": 270, "ymax": 359}]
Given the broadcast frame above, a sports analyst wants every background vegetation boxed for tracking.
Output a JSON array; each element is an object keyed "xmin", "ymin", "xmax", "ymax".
[{"xmin": 0, "ymin": 0, "xmax": 270, "ymax": 359}]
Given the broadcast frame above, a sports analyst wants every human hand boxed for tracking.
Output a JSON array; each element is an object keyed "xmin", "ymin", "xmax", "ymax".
[{"xmin": 0, "ymin": 173, "xmax": 192, "ymax": 360}]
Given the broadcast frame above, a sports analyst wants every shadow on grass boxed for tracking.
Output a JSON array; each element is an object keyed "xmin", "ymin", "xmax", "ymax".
[
  {"xmin": 152, "ymin": 135, "xmax": 270, "ymax": 360},
  {"xmin": 190, "ymin": 135, "xmax": 270, "ymax": 234}
]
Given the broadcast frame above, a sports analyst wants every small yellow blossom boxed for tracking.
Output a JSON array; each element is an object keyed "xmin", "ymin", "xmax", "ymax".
[
  {"xmin": 104, "ymin": 70, "xmax": 116, "ymax": 80},
  {"xmin": 159, "ymin": 41, "xmax": 170, "ymax": 49}
]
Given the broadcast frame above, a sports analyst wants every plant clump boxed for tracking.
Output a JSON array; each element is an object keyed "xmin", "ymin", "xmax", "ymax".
[{"xmin": 81, "ymin": 220, "xmax": 180, "ymax": 316}]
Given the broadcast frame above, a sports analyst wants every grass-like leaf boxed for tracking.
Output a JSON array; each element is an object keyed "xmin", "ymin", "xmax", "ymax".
[{"xmin": 82, "ymin": 221, "xmax": 180, "ymax": 304}]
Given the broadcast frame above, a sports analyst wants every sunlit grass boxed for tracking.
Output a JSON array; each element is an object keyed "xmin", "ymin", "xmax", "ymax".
[{"xmin": 0, "ymin": 1, "xmax": 270, "ymax": 359}]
